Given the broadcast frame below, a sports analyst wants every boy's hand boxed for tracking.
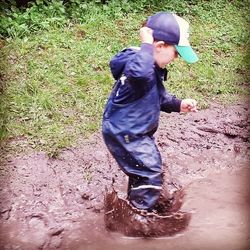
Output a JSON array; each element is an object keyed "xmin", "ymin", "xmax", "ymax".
[
  {"xmin": 180, "ymin": 99, "xmax": 198, "ymax": 112},
  {"xmin": 140, "ymin": 27, "xmax": 154, "ymax": 44}
]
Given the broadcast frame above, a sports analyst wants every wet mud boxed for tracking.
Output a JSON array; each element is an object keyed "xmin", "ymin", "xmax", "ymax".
[
  {"xmin": 104, "ymin": 188, "xmax": 191, "ymax": 237},
  {"xmin": 0, "ymin": 102, "xmax": 249, "ymax": 249}
]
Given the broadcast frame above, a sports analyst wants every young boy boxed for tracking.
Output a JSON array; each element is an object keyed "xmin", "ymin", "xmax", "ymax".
[{"xmin": 102, "ymin": 12, "xmax": 198, "ymax": 212}]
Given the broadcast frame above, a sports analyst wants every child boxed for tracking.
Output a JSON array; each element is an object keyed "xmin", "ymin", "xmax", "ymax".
[{"xmin": 102, "ymin": 12, "xmax": 198, "ymax": 212}]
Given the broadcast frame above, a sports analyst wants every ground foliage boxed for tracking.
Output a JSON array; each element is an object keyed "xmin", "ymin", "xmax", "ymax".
[{"xmin": 0, "ymin": 0, "xmax": 249, "ymax": 156}]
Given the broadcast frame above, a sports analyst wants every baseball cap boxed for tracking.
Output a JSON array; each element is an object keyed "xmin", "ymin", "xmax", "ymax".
[{"xmin": 146, "ymin": 12, "xmax": 198, "ymax": 63}]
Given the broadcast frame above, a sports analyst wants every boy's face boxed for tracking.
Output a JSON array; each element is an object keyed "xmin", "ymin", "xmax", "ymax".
[{"xmin": 153, "ymin": 42, "xmax": 178, "ymax": 68}]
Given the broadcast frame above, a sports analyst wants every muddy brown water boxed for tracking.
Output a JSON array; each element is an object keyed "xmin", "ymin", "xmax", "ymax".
[{"xmin": 0, "ymin": 102, "xmax": 249, "ymax": 250}]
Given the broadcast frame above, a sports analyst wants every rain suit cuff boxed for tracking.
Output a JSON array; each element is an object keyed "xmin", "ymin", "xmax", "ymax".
[{"xmin": 173, "ymin": 98, "xmax": 182, "ymax": 112}]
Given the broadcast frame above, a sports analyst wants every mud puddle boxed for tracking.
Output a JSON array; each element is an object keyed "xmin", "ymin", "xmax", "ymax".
[
  {"xmin": 0, "ymin": 102, "xmax": 249, "ymax": 249},
  {"xmin": 70, "ymin": 167, "xmax": 250, "ymax": 250}
]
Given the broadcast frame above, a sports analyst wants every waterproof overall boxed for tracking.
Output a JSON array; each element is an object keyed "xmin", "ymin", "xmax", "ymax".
[{"xmin": 102, "ymin": 44, "xmax": 181, "ymax": 210}]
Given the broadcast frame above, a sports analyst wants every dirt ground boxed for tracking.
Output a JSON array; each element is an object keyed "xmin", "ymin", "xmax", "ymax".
[{"xmin": 0, "ymin": 101, "xmax": 249, "ymax": 250}]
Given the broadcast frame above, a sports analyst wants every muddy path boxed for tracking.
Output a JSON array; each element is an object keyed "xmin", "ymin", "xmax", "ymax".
[{"xmin": 0, "ymin": 102, "xmax": 249, "ymax": 250}]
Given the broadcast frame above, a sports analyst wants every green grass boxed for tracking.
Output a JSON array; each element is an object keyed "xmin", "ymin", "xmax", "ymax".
[{"xmin": 0, "ymin": 0, "xmax": 249, "ymax": 156}]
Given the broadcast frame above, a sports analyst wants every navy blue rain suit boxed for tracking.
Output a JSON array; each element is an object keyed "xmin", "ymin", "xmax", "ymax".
[{"xmin": 102, "ymin": 43, "xmax": 182, "ymax": 211}]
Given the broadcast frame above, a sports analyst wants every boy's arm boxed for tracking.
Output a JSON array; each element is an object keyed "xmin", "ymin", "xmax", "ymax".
[
  {"xmin": 160, "ymin": 89, "xmax": 198, "ymax": 113},
  {"xmin": 160, "ymin": 91, "xmax": 182, "ymax": 113},
  {"xmin": 161, "ymin": 95, "xmax": 198, "ymax": 113},
  {"xmin": 124, "ymin": 27, "xmax": 155, "ymax": 84}
]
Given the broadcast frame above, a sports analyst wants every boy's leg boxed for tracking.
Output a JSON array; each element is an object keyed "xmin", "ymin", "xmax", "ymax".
[{"xmin": 103, "ymin": 132, "xmax": 163, "ymax": 210}]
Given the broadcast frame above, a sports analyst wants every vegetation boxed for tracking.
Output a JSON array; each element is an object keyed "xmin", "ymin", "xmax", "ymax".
[{"xmin": 0, "ymin": 0, "xmax": 249, "ymax": 156}]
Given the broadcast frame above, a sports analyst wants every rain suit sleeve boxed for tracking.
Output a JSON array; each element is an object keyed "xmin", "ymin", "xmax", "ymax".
[
  {"xmin": 124, "ymin": 43, "xmax": 155, "ymax": 85},
  {"xmin": 160, "ymin": 91, "xmax": 182, "ymax": 113}
]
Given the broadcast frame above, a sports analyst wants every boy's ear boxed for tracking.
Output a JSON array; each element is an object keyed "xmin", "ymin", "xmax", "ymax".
[{"xmin": 154, "ymin": 41, "xmax": 165, "ymax": 49}]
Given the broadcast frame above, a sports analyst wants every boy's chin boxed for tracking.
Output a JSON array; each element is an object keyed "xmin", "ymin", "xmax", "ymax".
[
  {"xmin": 158, "ymin": 61, "xmax": 171, "ymax": 68},
  {"xmin": 157, "ymin": 63, "xmax": 167, "ymax": 69}
]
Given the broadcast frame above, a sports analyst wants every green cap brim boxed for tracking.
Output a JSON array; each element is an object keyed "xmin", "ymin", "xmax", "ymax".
[{"xmin": 175, "ymin": 45, "xmax": 199, "ymax": 64}]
